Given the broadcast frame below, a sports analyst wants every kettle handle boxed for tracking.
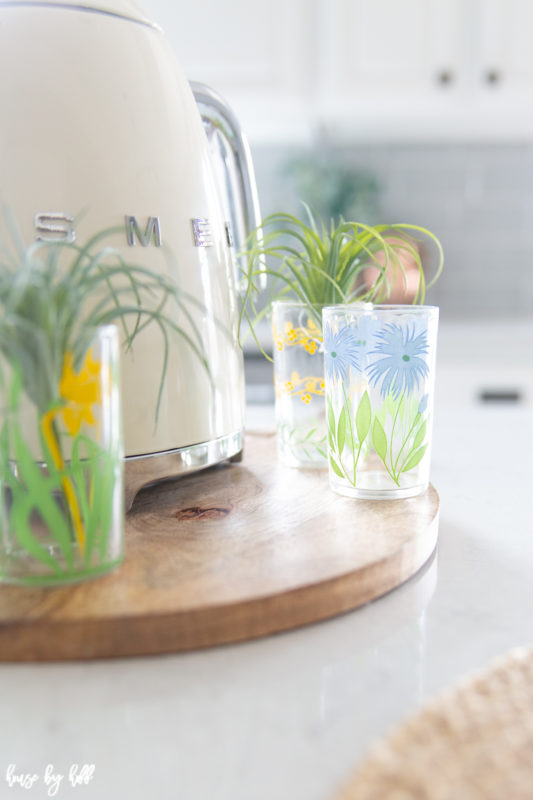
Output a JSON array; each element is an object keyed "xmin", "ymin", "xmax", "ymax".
[{"xmin": 190, "ymin": 81, "xmax": 262, "ymax": 287}]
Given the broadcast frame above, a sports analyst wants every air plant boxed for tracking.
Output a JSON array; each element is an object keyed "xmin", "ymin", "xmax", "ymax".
[
  {"xmin": 0, "ymin": 228, "xmax": 209, "ymax": 419},
  {"xmin": 0, "ymin": 227, "xmax": 210, "ymax": 583},
  {"xmin": 239, "ymin": 209, "xmax": 444, "ymax": 354}
]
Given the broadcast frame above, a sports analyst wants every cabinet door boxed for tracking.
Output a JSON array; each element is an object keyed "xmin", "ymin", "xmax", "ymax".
[
  {"xmin": 316, "ymin": 0, "xmax": 463, "ymax": 100},
  {"xmin": 142, "ymin": 0, "xmax": 533, "ymax": 142},
  {"xmin": 476, "ymin": 0, "xmax": 533, "ymax": 93},
  {"xmin": 147, "ymin": 0, "xmax": 314, "ymax": 141}
]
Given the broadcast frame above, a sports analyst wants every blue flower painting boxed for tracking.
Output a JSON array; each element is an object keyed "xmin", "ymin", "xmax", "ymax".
[
  {"xmin": 368, "ymin": 323, "xmax": 429, "ymax": 398},
  {"xmin": 353, "ymin": 314, "xmax": 381, "ymax": 354},
  {"xmin": 418, "ymin": 393, "xmax": 428, "ymax": 414},
  {"xmin": 323, "ymin": 323, "xmax": 360, "ymax": 384}
]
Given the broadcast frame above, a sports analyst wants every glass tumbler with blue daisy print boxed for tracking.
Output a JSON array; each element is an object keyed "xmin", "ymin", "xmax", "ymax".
[
  {"xmin": 272, "ymin": 302, "xmax": 327, "ymax": 467},
  {"xmin": 322, "ymin": 305, "xmax": 438, "ymax": 499}
]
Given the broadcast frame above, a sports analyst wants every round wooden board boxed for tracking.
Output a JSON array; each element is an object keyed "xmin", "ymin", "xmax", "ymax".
[{"xmin": 0, "ymin": 433, "xmax": 439, "ymax": 661}]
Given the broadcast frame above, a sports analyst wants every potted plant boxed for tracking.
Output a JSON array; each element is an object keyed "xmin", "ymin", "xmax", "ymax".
[
  {"xmin": 0, "ymin": 228, "xmax": 208, "ymax": 585},
  {"xmin": 240, "ymin": 209, "xmax": 443, "ymax": 468}
]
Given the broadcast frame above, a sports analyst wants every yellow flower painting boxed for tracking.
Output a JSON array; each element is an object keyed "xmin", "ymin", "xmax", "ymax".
[{"xmin": 59, "ymin": 349, "xmax": 102, "ymax": 436}]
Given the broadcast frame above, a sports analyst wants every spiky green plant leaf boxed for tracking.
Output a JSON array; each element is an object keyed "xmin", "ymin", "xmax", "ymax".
[
  {"xmin": 0, "ymin": 224, "xmax": 212, "ymax": 421},
  {"xmin": 239, "ymin": 209, "xmax": 444, "ymax": 346}
]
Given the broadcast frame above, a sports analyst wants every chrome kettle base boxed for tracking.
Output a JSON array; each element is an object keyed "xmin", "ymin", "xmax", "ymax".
[{"xmin": 124, "ymin": 430, "xmax": 243, "ymax": 511}]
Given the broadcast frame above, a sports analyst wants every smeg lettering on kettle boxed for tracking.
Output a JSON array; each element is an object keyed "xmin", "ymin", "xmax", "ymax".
[{"xmin": 33, "ymin": 213, "xmax": 218, "ymax": 248}]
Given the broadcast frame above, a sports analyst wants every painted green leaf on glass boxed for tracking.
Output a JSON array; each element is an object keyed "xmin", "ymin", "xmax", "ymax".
[
  {"xmin": 388, "ymin": 393, "xmax": 405, "ymax": 422},
  {"xmin": 10, "ymin": 500, "xmax": 62, "ymax": 572},
  {"xmin": 356, "ymin": 391, "xmax": 371, "ymax": 443},
  {"xmin": 402, "ymin": 443, "xmax": 428, "ymax": 472},
  {"xmin": 329, "ymin": 454, "xmax": 345, "ymax": 478},
  {"xmin": 337, "ymin": 406, "xmax": 346, "ymax": 454},
  {"xmin": 412, "ymin": 419, "xmax": 427, "ymax": 451},
  {"xmin": 398, "ymin": 394, "xmax": 406, "ymax": 420},
  {"xmin": 375, "ymin": 401, "xmax": 387, "ymax": 430},
  {"xmin": 12, "ymin": 424, "xmax": 73, "ymax": 565},
  {"xmin": 372, "ymin": 416, "xmax": 387, "ymax": 462},
  {"xmin": 327, "ymin": 397, "xmax": 335, "ymax": 439}
]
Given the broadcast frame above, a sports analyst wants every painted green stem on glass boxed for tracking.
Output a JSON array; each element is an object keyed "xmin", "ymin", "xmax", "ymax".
[{"xmin": 328, "ymin": 389, "xmax": 429, "ymax": 489}]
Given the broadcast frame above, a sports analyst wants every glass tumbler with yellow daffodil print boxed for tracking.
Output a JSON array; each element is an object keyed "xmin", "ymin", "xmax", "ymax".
[
  {"xmin": 0, "ymin": 325, "xmax": 123, "ymax": 585},
  {"xmin": 272, "ymin": 302, "xmax": 327, "ymax": 467}
]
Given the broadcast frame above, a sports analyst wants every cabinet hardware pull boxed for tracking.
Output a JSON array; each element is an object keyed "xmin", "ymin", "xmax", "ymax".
[
  {"xmin": 485, "ymin": 69, "xmax": 502, "ymax": 85},
  {"xmin": 436, "ymin": 69, "xmax": 454, "ymax": 86}
]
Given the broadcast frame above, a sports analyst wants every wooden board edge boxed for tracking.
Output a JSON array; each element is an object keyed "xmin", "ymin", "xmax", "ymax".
[{"xmin": 0, "ymin": 510, "xmax": 439, "ymax": 662}]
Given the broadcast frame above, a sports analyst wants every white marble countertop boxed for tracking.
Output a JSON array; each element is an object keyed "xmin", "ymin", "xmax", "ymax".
[{"xmin": 1, "ymin": 319, "xmax": 533, "ymax": 800}]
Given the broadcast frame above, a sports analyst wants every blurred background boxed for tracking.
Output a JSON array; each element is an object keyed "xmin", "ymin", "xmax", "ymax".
[{"xmin": 141, "ymin": 0, "xmax": 533, "ymax": 323}]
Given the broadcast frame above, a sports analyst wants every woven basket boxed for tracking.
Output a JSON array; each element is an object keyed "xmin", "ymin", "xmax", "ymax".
[{"xmin": 337, "ymin": 646, "xmax": 533, "ymax": 800}]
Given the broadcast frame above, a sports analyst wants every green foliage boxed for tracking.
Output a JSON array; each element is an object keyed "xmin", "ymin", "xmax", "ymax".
[
  {"xmin": 0, "ymin": 226, "xmax": 210, "ymax": 419},
  {"xmin": 240, "ymin": 208, "xmax": 444, "ymax": 349},
  {"xmin": 284, "ymin": 153, "xmax": 380, "ymax": 223},
  {"xmin": 0, "ymin": 221, "xmax": 212, "ymax": 584}
]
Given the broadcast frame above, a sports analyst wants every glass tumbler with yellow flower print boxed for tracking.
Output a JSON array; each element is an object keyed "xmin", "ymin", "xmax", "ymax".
[
  {"xmin": 272, "ymin": 302, "xmax": 327, "ymax": 467},
  {"xmin": 0, "ymin": 325, "xmax": 124, "ymax": 585}
]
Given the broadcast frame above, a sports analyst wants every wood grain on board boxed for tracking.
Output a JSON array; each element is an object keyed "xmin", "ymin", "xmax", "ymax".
[{"xmin": 0, "ymin": 433, "xmax": 439, "ymax": 661}]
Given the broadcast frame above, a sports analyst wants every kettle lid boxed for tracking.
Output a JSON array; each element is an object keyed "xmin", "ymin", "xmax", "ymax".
[{"xmin": 0, "ymin": 0, "xmax": 159, "ymax": 29}]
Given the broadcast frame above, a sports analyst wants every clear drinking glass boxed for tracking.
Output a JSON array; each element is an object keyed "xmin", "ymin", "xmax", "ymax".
[
  {"xmin": 322, "ymin": 305, "xmax": 438, "ymax": 499},
  {"xmin": 0, "ymin": 325, "xmax": 124, "ymax": 585},
  {"xmin": 272, "ymin": 302, "xmax": 327, "ymax": 467}
]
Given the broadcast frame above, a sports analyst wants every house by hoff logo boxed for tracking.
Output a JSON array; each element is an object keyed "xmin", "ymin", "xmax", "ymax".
[{"xmin": 6, "ymin": 764, "xmax": 95, "ymax": 796}]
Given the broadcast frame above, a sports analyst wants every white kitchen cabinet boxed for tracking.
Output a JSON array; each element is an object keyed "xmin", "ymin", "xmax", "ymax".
[
  {"xmin": 316, "ymin": 0, "xmax": 462, "ymax": 96},
  {"xmin": 476, "ymin": 0, "xmax": 533, "ymax": 92},
  {"xmin": 317, "ymin": 0, "xmax": 533, "ymax": 141},
  {"xmin": 144, "ymin": 0, "xmax": 316, "ymax": 142},
  {"xmin": 143, "ymin": 0, "xmax": 533, "ymax": 142},
  {"xmin": 158, "ymin": 0, "xmax": 307, "ymax": 91}
]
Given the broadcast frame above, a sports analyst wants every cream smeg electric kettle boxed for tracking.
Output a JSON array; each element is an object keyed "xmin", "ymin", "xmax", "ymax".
[{"xmin": 0, "ymin": 0, "xmax": 261, "ymax": 506}]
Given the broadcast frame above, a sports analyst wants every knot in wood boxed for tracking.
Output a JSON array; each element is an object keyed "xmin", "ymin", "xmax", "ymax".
[{"xmin": 174, "ymin": 505, "xmax": 231, "ymax": 520}]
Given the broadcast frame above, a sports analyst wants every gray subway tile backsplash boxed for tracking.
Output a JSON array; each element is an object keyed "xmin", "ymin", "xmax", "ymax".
[{"xmin": 251, "ymin": 142, "xmax": 533, "ymax": 319}]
